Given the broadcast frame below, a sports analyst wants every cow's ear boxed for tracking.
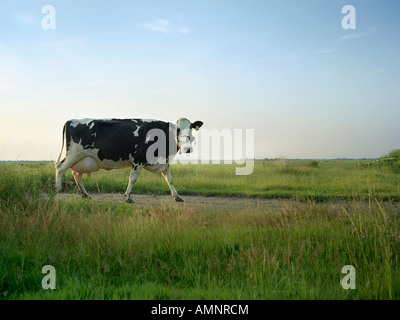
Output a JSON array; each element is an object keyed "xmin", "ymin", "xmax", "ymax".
[{"xmin": 191, "ymin": 121, "xmax": 203, "ymax": 131}]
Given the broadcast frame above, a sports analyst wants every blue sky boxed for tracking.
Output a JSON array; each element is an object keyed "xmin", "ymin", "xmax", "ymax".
[{"xmin": 0, "ymin": 0, "xmax": 399, "ymax": 160}]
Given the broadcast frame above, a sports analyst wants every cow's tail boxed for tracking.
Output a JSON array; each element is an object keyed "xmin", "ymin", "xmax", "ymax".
[{"xmin": 55, "ymin": 123, "xmax": 66, "ymax": 166}]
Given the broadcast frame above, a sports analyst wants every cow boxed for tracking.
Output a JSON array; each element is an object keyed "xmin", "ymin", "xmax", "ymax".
[{"xmin": 55, "ymin": 118, "xmax": 203, "ymax": 203}]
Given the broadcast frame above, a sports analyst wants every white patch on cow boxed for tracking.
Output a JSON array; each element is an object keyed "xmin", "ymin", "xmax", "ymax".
[
  {"xmin": 89, "ymin": 122, "xmax": 95, "ymax": 129},
  {"xmin": 92, "ymin": 132, "xmax": 96, "ymax": 137},
  {"xmin": 68, "ymin": 138, "xmax": 89, "ymax": 155},
  {"xmin": 69, "ymin": 118, "xmax": 94, "ymax": 128},
  {"xmin": 141, "ymin": 119, "xmax": 156, "ymax": 122},
  {"xmin": 133, "ymin": 126, "xmax": 140, "ymax": 137}
]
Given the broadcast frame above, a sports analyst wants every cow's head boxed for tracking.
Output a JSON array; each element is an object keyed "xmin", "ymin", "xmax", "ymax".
[{"xmin": 176, "ymin": 118, "xmax": 203, "ymax": 153}]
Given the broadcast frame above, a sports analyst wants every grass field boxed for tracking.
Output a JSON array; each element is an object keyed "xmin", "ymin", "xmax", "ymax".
[{"xmin": 0, "ymin": 160, "xmax": 399, "ymax": 299}]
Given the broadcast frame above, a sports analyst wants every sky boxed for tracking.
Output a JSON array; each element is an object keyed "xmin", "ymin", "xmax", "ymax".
[{"xmin": 0, "ymin": 0, "xmax": 399, "ymax": 160}]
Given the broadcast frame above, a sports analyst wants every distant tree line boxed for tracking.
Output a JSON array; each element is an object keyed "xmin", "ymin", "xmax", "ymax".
[{"xmin": 381, "ymin": 149, "xmax": 400, "ymax": 173}]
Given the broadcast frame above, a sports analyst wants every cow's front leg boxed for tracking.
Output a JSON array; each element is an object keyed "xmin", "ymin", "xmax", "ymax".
[
  {"xmin": 161, "ymin": 166, "xmax": 184, "ymax": 202},
  {"xmin": 125, "ymin": 164, "xmax": 143, "ymax": 203}
]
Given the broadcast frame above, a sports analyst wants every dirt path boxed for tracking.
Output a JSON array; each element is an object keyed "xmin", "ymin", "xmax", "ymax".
[
  {"xmin": 55, "ymin": 192, "xmax": 400, "ymax": 213},
  {"xmin": 56, "ymin": 192, "xmax": 290, "ymax": 212}
]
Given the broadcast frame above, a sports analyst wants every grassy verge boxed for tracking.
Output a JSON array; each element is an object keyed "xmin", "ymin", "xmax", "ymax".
[{"xmin": 0, "ymin": 196, "xmax": 399, "ymax": 299}]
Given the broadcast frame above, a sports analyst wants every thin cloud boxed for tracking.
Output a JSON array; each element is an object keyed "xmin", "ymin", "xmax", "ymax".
[
  {"xmin": 142, "ymin": 15, "xmax": 193, "ymax": 34},
  {"xmin": 341, "ymin": 32, "xmax": 371, "ymax": 40},
  {"xmin": 143, "ymin": 17, "xmax": 171, "ymax": 33},
  {"xmin": 313, "ymin": 49, "xmax": 333, "ymax": 55}
]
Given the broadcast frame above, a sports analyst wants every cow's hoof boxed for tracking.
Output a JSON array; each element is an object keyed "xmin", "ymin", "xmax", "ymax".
[
  {"xmin": 82, "ymin": 194, "xmax": 92, "ymax": 200},
  {"xmin": 174, "ymin": 196, "xmax": 184, "ymax": 202},
  {"xmin": 125, "ymin": 198, "xmax": 134, "ymax": 204}
]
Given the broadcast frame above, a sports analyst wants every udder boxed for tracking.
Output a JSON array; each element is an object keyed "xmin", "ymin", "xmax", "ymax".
[
  {"xmin": 144, "ymin": 163, "xmax": 168, "ymax": 174},
  {"xmin": 71, "ymin": 157, "xmax": 100, "ymax": 174}
]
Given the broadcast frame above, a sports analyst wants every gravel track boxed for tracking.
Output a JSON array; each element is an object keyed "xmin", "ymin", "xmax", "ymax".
[{"xmin": 55, "ymin": 192, "xmax": 400, "ymax": 213}]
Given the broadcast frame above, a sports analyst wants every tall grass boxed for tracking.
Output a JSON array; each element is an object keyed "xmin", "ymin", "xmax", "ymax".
[
  {"xmin": 1, "ymin": 196, "xmax": 399, "ymax": 299},
  {"xmin": 0, "ymin": 162, "xmax": 399, "ymax": 299},
  {"xmin": 0, "ymin": 164, "xmax": 54, "ymax": 204}
]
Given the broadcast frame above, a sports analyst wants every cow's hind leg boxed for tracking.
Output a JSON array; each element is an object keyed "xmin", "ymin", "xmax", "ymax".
[
  {"xmin": 124, "ymin": 165, "xmax": 143, "ymax": 203},
  {"xmin": 55, "ymin": 160, "xmax": 68, "ymax": 192},
  {"xmin": 72, "ymin": 170, "xmax": 91, "ymax": 199},
  {"xmin": 55, "ymin": 154, "xmax": 85, "ymax": 192},
  {"xmin": 162, "ymin": 166, "xmax": 183, "ymax": 202}
]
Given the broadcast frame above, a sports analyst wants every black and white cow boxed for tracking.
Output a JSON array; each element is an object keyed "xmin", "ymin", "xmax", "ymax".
[{"xmin": 55, "ymin": 118, "xmax": 203, "ymax": 202}]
